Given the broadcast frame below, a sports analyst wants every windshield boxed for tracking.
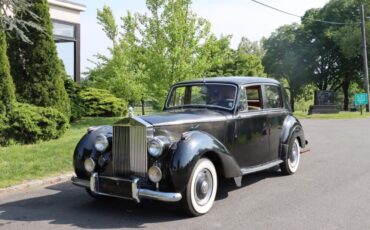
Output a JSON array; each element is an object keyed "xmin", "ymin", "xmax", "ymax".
[{"xmin": 166, "ymin": 83, "xmax": 237, "ymax": 110}]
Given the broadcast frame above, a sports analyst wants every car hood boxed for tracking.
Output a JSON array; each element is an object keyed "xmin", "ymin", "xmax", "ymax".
[{"xmin": 139, "ymin": 109, "xmax": 231, "ymax": 127}]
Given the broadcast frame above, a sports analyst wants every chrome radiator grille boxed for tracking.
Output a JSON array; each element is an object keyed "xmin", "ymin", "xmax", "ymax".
[{"xmin": 112, "ymin": 125, "xmax": 147, "ymax": 178}]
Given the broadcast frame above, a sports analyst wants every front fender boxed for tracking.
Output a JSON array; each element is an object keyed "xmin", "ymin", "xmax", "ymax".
[
  {"xmin": 169, "ymin": 130, "xmax": 241, "ymax": 193},
  {"xmin": 73, "ymin": 126, "xmax": 112, "ymax": 179},
  {"xmin": 280, "ymin": 115, "xmax": 306, "ymax": 159}
]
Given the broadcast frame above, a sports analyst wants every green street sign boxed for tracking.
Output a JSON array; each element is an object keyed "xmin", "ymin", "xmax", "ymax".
[{"xmin": 354, "ymin": 93, "xmax": 369, "ymax": 106}]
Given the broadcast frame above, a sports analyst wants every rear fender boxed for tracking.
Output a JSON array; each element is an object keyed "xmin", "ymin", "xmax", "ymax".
[{"xmin": 280, "ymin": 115, "xmax": 306, "ymax": 159}]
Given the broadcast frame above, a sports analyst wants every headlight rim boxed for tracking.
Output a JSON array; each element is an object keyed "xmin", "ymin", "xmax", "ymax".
[
  {"xmin": 94, "ymin": 134, "xmax": 109, "ymax": 152},
  {"xmin": 147, "ymin": 135, "xmax": 170, "ymax": 158}
]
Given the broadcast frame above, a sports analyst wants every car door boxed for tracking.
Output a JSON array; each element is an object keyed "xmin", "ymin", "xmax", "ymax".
[
  {"xmin": 263, "ymin": 84, "xmax": 288, "ymax": 162},
  {"xmin": 231, "ymin": 85, "xmax": 270, "ymax": 168}
]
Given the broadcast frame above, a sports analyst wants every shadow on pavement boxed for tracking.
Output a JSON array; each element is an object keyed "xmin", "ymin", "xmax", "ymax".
[
  {"xmin": 216, "ymin": 167, "xmax": 281, "ymax": 200},
  {"xmin": 0, "ymin": 169, "xmax": 282, "ymax": 229}
]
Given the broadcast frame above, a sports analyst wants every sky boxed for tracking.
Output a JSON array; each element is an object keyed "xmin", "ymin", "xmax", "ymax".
[{"xmin": 69, "ymin": 0, "xmax": 330, "ymax": 76}]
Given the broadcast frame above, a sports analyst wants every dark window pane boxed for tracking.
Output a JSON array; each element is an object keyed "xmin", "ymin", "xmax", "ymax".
[
  {"xmin": 265, "ymin": 85, "xmax": 283, "ymax": 109},
  {"xmin": 167, "ymin": 84, "xmax": 237, "ymax": 109},
  {"xmin": 53, "ymin": 21, "xmax": 75, "ymax": 38}
]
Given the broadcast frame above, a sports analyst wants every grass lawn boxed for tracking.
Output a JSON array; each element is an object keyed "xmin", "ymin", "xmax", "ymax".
[
  {"xmin": 0, "ymin": 117, "xmax": 120, "ymax": 188},
  {"xmin": 294, "ymin": 111, "xmax": 370, "ymax": 119}
]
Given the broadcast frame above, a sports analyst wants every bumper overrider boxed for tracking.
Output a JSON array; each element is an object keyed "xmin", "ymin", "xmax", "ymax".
[{"xmin": 71, "ymin": 173, "xmax": 182, "ymax": 203}]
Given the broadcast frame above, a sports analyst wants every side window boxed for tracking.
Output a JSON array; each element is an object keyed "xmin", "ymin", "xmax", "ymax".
[
  {"xmin": 239, "ymin": 85, "xmax": 263, "ymax": 112},
  {"xmin": 265, "ymin": 85, "xmax": 283, "ymax": 109},
  {"xmin": 238, "ymin": 88, "xmax": 248, "ymax": 112}
]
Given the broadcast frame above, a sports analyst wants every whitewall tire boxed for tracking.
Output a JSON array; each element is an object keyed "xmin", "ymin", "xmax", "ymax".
[
  {"xmin": 280, "ymin": 136, "xmax": 301, "ymax": 175},
  {"xmin": 183, "ymin": 158, "xmax": 218, "ymax": 216}
]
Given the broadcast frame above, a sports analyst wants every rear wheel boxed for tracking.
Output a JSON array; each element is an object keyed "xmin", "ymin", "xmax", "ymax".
[
  {"xmin": 280, "ymin": 135, "xmax": 300, "ymax": 175},
  {"xmin": 182, "ymin": 158, "xmax": 218, "ymax": 216}
]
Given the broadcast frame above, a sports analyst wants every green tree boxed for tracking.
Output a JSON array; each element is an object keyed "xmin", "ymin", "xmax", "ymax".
[
  {"xmin": 0, "ymin": 30, "xmax": 15, "ymax": 114},
  {"xmin": 237, "ymin": 37, "xmax": 265, "ymax": 58},
  {"xmin": 88, "ymin": 1, "xmax": 225, "ymax": 108},
  {"xmin": 205, "ymin": 36, "xmax": 265, "ymax": 77},
  {"xmin": 0, "ymin": 0, "xmax": 43, "ymax": 43},
  {"xmin": 86, "ymin": 8, "xmax": 147, "ymax": 104},
  {"xmin": 0, "ymin": 0, "xmax": 44, "ymax": 115},
  {"xmin": 7, "ymin": 0, "xmax": 70, "ymax": 117},
  {"xmin": 300, "ymin": 1, "xmax": 364, "ymax": 110},
  {"xmin": 263, "ymin": 24, "xmax": 309, "ymax": 111}
]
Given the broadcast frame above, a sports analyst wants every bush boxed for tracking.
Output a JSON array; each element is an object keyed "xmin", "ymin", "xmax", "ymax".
[
  {"xmin": 7, "ymin": 103, "xmax": 69, "ymax": 144},
  {"xmin": 80, "ymin": 87, "xmax": 127, "ymax": 117},
  {"xmin": 64, "ymin": 78, "xmax": 85, "ymax": 122},
  {"xmin": 0, "ymin": 114, "xmax": 9, "ymax": 146}
]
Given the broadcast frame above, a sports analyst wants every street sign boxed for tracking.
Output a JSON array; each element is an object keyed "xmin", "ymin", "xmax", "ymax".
[{"xmin": 354, "ymin": 93, "xmax": 369, "ymax": 106}]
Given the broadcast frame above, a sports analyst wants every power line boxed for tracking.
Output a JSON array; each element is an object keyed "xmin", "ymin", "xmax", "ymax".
[{"xmin": 251, "ymin": 0, "xmax": 360, "ymax": 25}]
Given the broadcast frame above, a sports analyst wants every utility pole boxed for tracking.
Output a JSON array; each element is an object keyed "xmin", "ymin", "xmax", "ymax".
[{"xmin": 360, "ymin": 3, "xmax": 370, "ymax": 112}]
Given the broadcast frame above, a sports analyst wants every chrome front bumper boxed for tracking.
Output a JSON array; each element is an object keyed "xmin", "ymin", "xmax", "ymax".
[{"xmin": 71, "ymin": 173, "xmax": 182, "ymax": 203}]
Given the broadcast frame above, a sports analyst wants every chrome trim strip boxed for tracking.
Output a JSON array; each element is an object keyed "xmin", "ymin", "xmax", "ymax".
[
  {"xmin": 90, "ymin": 173, "xmax": 98, "ymax": 192},
  {"xmin": 71, "ymin": 176, "xmax": 90, "ymax": 188},
  {"xmin": 132, "ymin": 178, "xmax": 140, "ymax": 203},
  {"xmin": 241, "ymin": 160, "xmax": 284, "ymax": 175},
  {"xmin": 138, "ymin": 189, "xmax": 182, "ymax": 202}
]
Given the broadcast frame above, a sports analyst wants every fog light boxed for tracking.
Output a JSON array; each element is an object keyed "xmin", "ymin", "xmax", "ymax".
[
  {"xmin": 148, "ymin": 166, "xmax": 162, "ymax": 183},
  {"xmin": 84, "ymin": 158, "xmax": 96, "ymax": 173}
]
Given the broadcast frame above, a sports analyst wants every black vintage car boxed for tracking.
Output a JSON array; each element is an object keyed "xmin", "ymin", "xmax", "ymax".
[{"xmin": 71, "ymin": 77, "xmax": 307, "ymax": 216}]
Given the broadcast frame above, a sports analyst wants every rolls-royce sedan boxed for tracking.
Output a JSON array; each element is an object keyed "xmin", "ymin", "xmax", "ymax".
[{"xmin": 71, "ymin": 76, "xmax": 307, "ymax": 216}]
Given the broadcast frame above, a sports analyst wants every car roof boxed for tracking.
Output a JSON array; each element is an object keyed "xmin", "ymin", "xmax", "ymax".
[{"xmin": 176, "ymin": 76, "xmax": 280, "ymax": 86}]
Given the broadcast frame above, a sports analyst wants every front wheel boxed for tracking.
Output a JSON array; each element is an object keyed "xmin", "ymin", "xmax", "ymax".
[
  {"xmin": 280, "ymin": 135, "xmax": 301, "ymax": 175},
  {"xmin": 182, "ymin": 158, "xmax": 218, "ymax": 216}
]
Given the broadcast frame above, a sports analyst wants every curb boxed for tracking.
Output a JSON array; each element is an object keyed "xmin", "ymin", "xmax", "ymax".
[{"xmin": 0, "ymin": 172, "xmax": 74, "ymax": 195}]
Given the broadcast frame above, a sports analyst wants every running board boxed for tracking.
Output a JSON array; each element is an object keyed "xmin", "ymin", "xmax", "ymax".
[{"xmin": 240, "ymin": 160, "xmax": 283, "ymax": 175}]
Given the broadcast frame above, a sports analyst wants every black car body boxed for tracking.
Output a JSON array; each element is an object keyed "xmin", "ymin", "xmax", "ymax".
[{"xmin": 72, "ymin": 77, "xmax": 307, "ymax": 216}]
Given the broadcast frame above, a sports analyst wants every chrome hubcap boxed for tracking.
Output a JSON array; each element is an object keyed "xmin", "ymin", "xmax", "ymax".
[
  {"xmin": 289, "ymin": 141, "xmax": 299, "ymax": 168},
  {"xmin": 194, "ymin": 169, "xmax": 213, "ymax": 206}
]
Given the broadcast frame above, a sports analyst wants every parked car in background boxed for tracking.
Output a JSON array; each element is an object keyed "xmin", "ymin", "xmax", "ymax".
[{"xmin": 71, "ymin": 76, "xmax": 308, "ymax": 216}]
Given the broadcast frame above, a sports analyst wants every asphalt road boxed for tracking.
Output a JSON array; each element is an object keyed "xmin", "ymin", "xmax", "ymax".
[{"xmin": 1, "ymin": 118, "xmax": 370, "ymax": 230}]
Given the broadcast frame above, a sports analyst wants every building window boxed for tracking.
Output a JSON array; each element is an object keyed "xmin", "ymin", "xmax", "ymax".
[
  {"xmin": 53, "ymin": 21, "xmax": 75, "ymax": 38},
  {"xmin": 53, "ymin": 20, "xmax": 80, "ymax": 82},
  {"xmin": 56, "ymin": 42, "xmax": 74, "ymax": 78}
]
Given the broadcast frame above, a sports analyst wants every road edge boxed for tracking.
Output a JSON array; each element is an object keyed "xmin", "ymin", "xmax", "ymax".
[{"xmin": 0, "ymin": 172, "xmax": 74, "ymax": 195}]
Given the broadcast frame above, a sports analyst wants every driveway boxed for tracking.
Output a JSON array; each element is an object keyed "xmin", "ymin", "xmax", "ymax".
[{"xmin": 1, "ymin": 118, "xmax": 370, "ymax": 229}]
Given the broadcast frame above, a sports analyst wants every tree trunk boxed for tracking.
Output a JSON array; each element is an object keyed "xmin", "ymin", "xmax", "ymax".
[
  {"xmin": 342, "ymin": 79, "xmax": 350, "ymax": 111},
  {"xmin": 289, "ymin": 89, "xmax": 295, "ymax": 112}
]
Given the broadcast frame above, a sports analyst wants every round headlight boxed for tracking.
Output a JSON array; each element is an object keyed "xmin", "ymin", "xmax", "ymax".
[
  {"xmin": 84, "ymin": 158, "xmax": 96, "ymax": 173},
  {"xmin": 94, "ymin": 134, "xmax": 109, "ymax": 152},
  {"xmin": 148, "ymin": 165, "xmax": 162, "ymax": 183},
  {"xmin": 147, "ymin": 136, "xmax": 170, "ymax": 157},
  {"xmin": 148, "ymin": 139, "xmax": 163, "ymax": 157}
]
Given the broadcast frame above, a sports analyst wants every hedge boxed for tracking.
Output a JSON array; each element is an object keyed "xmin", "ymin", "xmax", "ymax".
[
  {"xmin": 80, "ymin": 87, "xmax": 127, "ymax": 117},
  {"xmin": 7, "ymin": 103, "xmax": 69, "ymax": 144}
]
